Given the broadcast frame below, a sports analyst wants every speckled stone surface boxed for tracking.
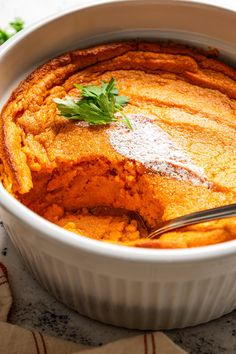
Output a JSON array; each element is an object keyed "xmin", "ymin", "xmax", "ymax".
[
  {"xmin": 0, "ymin": 224, "xmax": 236, "ymax": 354},
  {"xmin": 0, "ymin": 1, "xmax": 236, "ymax": 353}
]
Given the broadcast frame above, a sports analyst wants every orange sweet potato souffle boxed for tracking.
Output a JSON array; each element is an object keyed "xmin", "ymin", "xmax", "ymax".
[{"xmin": 1, "ymin": 41, "xmax": 236, "ymax": 248}]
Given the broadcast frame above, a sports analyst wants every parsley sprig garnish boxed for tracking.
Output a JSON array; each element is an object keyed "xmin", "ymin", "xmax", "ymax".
[
  {"xmin": 54, "ymin": 78, "xmax": 132, "ymax": 128},
  {"xmin": 0, "ymin": 18, "xmax": 24, "ymax": 45}
]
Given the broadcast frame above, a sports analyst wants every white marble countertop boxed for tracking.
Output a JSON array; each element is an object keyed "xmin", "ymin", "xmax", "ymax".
[{"xmin": 0, "ymin": 1, "xmax": 236, "ymax": 353}]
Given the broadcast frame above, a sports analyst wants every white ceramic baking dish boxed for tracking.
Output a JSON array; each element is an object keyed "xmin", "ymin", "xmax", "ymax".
[{"xmin": 1, "ymin": 0, "xmax": 236, "ymax": 330}]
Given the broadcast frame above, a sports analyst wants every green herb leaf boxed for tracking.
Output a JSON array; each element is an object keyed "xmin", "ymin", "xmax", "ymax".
[
  {"xmin": 10, "ymin": 18, "xmax": 24, "ymax": 32},
  {"xmin": 53, "ymin": 97, "xmax": 81, "ymax": 118},
  {"xmin": 115, "ymin": 95, "xmax": 129, "ymax": 108},
  {"xmin": 54, "ymin": 77, "xmax": 132, "ymax": 128},
  {"xmin": 0, "ymin": 18, "xmax": 24, "ymax": 45},
  {"xmin": 0, "ymin": 30, "xmax": 10, "ymax": 45}
]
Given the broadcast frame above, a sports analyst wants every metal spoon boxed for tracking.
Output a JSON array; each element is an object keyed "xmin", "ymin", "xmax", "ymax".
[
  {"xmin": 148, "ymin": 203, "xmax": 236, "ymax": 239},
  {"xmin": 90, "ymin": 203, "xmax": 236, "ymax": 239}
]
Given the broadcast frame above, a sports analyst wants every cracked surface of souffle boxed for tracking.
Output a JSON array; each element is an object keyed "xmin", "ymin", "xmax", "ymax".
[{"xmin": 1, "ymin": 41, "xmax": 236, "ymax": 248}]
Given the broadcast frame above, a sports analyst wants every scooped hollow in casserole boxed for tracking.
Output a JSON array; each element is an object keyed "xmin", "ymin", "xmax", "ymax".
[{"xmin": 1, "ymin": 41, "xmax": 236, "ymax": 248}]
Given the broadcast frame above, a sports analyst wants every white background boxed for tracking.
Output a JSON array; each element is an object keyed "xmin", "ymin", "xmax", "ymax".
[{"xmin": 0, "ymin": 0, "xmax": 236, "ymax": 29}]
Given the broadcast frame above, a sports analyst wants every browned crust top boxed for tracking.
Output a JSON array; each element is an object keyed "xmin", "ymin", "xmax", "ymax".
[{"xmin": 1, "ymin": 40, "xmax": 236, "ymax": 194}]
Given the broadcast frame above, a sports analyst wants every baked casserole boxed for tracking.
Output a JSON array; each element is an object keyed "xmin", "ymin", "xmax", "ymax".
[{"xmin": 1, "ymin": 41, "xmax": 236, "ymax": 248}]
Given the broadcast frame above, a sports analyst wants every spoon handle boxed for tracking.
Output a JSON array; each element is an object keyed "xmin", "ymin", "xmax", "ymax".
[{"xmin": 148, "ymin": 203, "xmax": 236, "ymax": 239}]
